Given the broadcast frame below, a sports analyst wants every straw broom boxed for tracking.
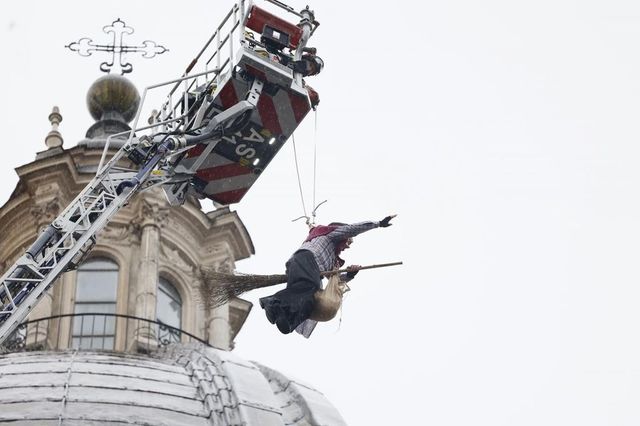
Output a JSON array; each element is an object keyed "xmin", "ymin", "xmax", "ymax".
[{"xmin": 198, "ymin": 261, "xmax": 402, "ymax": 308}]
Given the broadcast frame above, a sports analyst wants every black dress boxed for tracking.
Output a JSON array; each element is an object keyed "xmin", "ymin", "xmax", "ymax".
[{"xmin": 259, "ymin": 249, "xmax": 321, "ymax": 334}]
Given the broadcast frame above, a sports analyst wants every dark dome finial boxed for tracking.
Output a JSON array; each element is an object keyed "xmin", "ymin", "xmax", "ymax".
[{"xmin": 84, "ymin": 74, "xmax": 140, "ymax": 141}]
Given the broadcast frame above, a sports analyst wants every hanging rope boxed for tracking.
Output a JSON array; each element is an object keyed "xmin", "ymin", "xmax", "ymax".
[
  {"xmin": 312, "ymin": 109, "xmax": 318, "ymax": 215},
  {"xmin": 291, "ymin": 133, "xmax": 308, "ymax": 220},
  {"xmin": 292, "ymin": 109, "xmax": 326, "ymax": 227}
]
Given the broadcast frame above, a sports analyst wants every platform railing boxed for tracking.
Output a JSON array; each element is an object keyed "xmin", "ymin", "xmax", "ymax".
[
  {"xmin": 0, "ymin": 313, "xmax": 209, "ymax": 354},
  {"xmin": 130, "ymin": 0, "xmax": 317, "ymax": 140},
  {"xmin": 136, "ymin": 0, "xmax": 252, "ymax": 138}
]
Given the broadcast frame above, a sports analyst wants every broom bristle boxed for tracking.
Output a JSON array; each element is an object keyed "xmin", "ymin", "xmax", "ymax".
[{"xmin": 197, "ymin": 268, "xmax": 287, "ymax": 308}]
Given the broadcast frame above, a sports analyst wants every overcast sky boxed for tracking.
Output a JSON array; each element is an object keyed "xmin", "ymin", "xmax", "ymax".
[{"xmin": 4, "ymin": 1, "xmax": 640, "ymax": 425}]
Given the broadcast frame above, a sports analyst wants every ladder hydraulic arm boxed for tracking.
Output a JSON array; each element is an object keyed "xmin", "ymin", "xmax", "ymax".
[
  {"xmin": 0, "ymin": 0, "xmax": 321, "ymax": 346},
  {"xmin": 0, "ymin": 97, "xmax": 259, "ymax": 346}
]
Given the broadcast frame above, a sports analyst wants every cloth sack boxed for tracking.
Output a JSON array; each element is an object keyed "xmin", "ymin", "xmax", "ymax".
[{"xmin": 309, "ymin": 273, "xmax": 348, "ymax": 322}]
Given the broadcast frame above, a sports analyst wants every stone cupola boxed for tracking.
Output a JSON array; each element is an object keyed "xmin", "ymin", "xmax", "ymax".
[{"xmin": 0, "ymin": 70, "xmax": 255, "ymax": 351}]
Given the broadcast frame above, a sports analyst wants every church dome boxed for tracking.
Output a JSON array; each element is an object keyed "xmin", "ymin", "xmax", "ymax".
[{"xmin": 0, "ymin": 344, "xmax": 347, "ymax": 425}]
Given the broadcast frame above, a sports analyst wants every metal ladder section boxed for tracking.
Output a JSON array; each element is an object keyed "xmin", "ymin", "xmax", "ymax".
[
  {"xmin": 0, "ymin": 1, "xmax": 256, "ymax": 345},
  {"xmin": 0, "ymin": 68, "xmax": 267, "ymax": 345},
  {"xmin": 0, "ymin": 158, "xmax": 141, "ymax": 344},
  {"xmin": 143, "ymin": 0, "xmax": 252, "ymax": 137},
  {"xmin": 0, "ymin": 84, "xmax": 248, "ymax": 345},
  {"xmin": 0, "ymin": 0, "xmax": 316, "ymax": 346}
]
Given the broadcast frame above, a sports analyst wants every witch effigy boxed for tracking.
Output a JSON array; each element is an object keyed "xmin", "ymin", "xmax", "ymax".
[{"xmin": 259, "ymin": 215, "xmax": 396, "ymax": 338}]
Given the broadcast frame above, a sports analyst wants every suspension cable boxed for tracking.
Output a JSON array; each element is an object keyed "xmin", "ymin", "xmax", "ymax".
[
  {"xmin": 291, "ymin": 133, "xmax": 308, "ymax": 219},
  {"xmin": 292, "ymin": 110, "xmax": 323, "ymax": 227},
  {"xmin": 312, "ymin": 109, "xmax": 318, "ymax": 214}
]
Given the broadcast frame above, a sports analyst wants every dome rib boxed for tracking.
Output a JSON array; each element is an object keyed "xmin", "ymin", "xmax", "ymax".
[{"xmin": 0, "ymin": 344, "xmax": 346, "ymax": 425}]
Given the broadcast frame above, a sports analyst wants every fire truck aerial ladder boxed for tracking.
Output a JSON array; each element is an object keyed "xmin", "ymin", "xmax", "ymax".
[{"xmin": 0, "ymin": 0, "xmax": 323, "ymax": 345}]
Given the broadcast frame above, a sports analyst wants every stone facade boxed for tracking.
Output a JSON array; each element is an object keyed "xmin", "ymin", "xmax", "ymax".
[{"xmin": 0, "ymin": 127, "xmax": 254, "ymax": 351}]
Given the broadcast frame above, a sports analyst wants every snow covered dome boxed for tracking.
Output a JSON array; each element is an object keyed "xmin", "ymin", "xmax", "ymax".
[{"xmin": 0, "ymin": 344, "xmax": 346, "ymax": 425}]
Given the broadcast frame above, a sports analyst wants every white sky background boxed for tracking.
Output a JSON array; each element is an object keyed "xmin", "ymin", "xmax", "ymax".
[{"xmin": 2, "ymin": 0, "xmax": 640, "ymax": 424}]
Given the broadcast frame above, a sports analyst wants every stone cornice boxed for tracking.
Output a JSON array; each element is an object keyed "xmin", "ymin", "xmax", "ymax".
[
  {"xmin": 15, "ymin": 150, "xmax": 80, "ymax": 189},
  {"xmin": 206, "ymin": 210, "xmax": 254, "ymax": 261},
  {"xmin": 7, "ymin": 145, "xmax": 254, "ymax": 256},
  {"xmin": 0, "ymin": 192, "xmax": 31, "ymax": 224}
]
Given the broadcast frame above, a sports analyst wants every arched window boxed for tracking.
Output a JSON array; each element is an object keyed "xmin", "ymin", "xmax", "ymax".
[
  {"xmin": 72, "ymin": 258, "xmax": 118, "ymax": 350},
  {"xmin": 157, "ymin": 277, "xmax": 182, "ymax": 343}
]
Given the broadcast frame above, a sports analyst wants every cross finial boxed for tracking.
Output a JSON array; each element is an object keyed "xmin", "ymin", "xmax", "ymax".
[{"xmin": 66, "ymin": 18, "xmax": 168, "ymax": 75}]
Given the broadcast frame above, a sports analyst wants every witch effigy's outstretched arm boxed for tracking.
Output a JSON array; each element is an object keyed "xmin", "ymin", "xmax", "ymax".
[{"xmin": 327, "ymin": 214, "xmax": 397, "ymax": 242}]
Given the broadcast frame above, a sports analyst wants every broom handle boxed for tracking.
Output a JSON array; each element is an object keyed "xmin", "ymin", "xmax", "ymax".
[{"xmin": 319, "ymin": 261, "xmax": 403, "ymax": 277}]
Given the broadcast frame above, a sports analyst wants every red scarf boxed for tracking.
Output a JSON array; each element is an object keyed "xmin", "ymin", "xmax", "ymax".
[{"xmin": 305, "ymin": 225, "xmax": 348, "ymax": 267}]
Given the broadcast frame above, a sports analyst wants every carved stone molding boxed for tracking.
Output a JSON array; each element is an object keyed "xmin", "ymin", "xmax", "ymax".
[
  {"xmin": 207, "ymin": 243, "xmax": 226, "ymax": 256},
  {"xmin": 29, "ymin": 200, "xmax": 61, "ymax": 230},
  {"xmin": 216, "ymin": 258, "xmax": 233, "ymax": 273},
  {"xmin": 34, "ymin": 183, "xmax": 59, "ymax": 198},
  {"xmin": 159, "ymin": 245, "xmax": 193, "ymax": 275},
  {"xmin": 99, "ymin": 221, "xmax": 141, "ymax": 244},
  {"xmin": 139, "ymin": 199, "xmax": 169, "ymax": 228}
]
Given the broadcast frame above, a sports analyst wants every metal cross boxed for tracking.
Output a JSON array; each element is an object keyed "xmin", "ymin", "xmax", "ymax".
[{"xmin": 66, "ymin": 18, "xmax": 168, "ymax": 75}]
